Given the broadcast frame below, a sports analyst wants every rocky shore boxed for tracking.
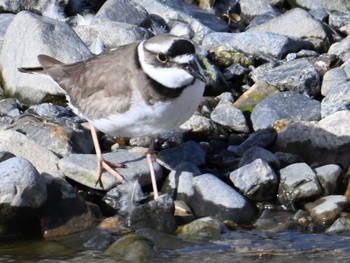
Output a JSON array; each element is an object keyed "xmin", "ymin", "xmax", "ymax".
[{"xmin": 1, "ymin": 0, "xmax": 350, "ymax": 260}]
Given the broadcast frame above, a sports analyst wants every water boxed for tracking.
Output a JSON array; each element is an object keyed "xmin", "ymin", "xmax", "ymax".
[{"xmin": 0, "ymin": 229, "xmax": 350, "ymax": 262}]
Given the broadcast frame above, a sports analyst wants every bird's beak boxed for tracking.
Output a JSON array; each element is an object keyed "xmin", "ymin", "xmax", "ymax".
[{"xmin": 185, "ymin": 60, "xmax": 206, "ymax": 84}]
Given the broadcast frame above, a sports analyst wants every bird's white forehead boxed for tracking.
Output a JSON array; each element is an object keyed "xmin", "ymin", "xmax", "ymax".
[
  {"xmin": 144, "ymin": 41, "xmax": 173, "ymax": 54},
  {"xmin": 173, "ymin": 54, "xmax": 194, "ymax": 64}
]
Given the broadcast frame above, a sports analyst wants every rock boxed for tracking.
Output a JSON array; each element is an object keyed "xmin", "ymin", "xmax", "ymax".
[
  {"xmin": 321, "ymin": 66, "xmax": 348, "ymax": 97},
  {"xmin": 275, "ymin": 111, "xmax": 350, "ymax": 170},
  {"xmin": 326, "ymin": 213, "xmax": 350, "ymax": 233},
  {"xmin": 239, "ymin": 0, "xmax": 279, "ymax": 21},
  {"xmin": 250, "ymin": 59, "xmax": 321, "ymax": 97},
  {"xmin": 228, "ymin": 128, "xmax": 277, "ymax": 156},
  {"xmin": 98, "ymin": 215, "xmax": 132, "ymax": 235},
  {"xmin": 210, "ymin": 100, "xmax": 250, "ymax": 133},
  {"xmin": 176, "ymin": 216, "xmax": 227, "ymax": 241},
  {"xmin": 186, "ymin": 173, "xmax": 258, "ymax": 223},
  {"xmin": 101, "ymin": 181, "xmax": 146, "ymax": 217},
  {"xmin": 329, "ymin": 11, "xmax": 350, "ymax": 35},
  {"xmin": 157, "ymin": 141, "xmax": 206, "ymax": 170},
  {"xmin": 0, "ymin": 130, "xmax": 62, "ymax": 177},
  {"xmin": 250, "ymin": 91, "xmax": 321, "ymax": 130},
  {"xmin": 328, "ymin": 35, "xmax": 350, "ymax": 62},
  {"xmin": 138, "ymin": 0, "xmax": 229, "ymax": 41},
  {"xmin": 0, "ymin": 98, "xmax": 23, "ymax": 118},
  {"xmin": 104, "ymin": 234, "xmax": 157, "ymax": 260},
  {"xmin": 315, "ymin": 164, "xmax": 343, "ymax": 196},
  {"xmin": 0, "ymin": 13, "xmax": 14, "ymax": 51},
  {"xmin": 127, "ymin": 194, "xmax": 177, "ymax": 234},
  {"xmin": 58, "ymin": 150, "xmax": 163, "ymax": 190},
  {"xmin": 0, "ymin": 0, "xmax": 68, "ymax": 15},
  {"xmin": 136, "ymin": 228, "xmax": 194, "ymax": 250},
  {"xmin": 275, "ymin": 151, "xmax": 303, "ymax": 168},
  {"xmin": 93, "ymin": 0, "xmax": 149, "ymax": 26},
  {"xmin": 179, "ymin": 114, "xmax": 220, "ymax": 140},
  {"xmin": 1, "ymin": 11, "xmax": 92, "ymax": 104},
  {"xmin": 278, "ymin": 163, "xmax": 323, "ymax": 206},
  {"xmin": 203, "ymin": 32, "xmax": 313, "ymax": 60},
  {"xmin": 41, "ymin": 176, "xmax": 97, "ymax": 238},
  {"xmin": 27, "ymin": 103, "xmax": 72, "ymax": 119},
  {"xmin": 230, "ymin": 158, "xmax": 278, "ymax": 201},
  {"xmin": 233, "ymin": 81, "xmax": 280, "ymax": 114},
  {"xmin": 73, "ymin": 22, "xmax": 151, "ymax": 51},
  {"xmin": 161, "ymin": 162, "xmax": 201, "ymax": 199},
  {"xmin": 305, "ymin": 195, "xmax": 349, "ymax": 225},
  {"xmin": 248, "ymin": 8, "xmax": 340, "ymax": 52},
  {"xmin": 0, "ymin": 157, "xmax": 47, "ymax": 237},
  {"xmin": 8, "ymin": 114, "xmax": 93, "ymax": 157},
  {"xmin": 287, "ymin": 0, "xmax": 350, "ymax": 12},
  {"xmin": 239, "ymin": 146, "xmax": 280, "ymax": 169}
]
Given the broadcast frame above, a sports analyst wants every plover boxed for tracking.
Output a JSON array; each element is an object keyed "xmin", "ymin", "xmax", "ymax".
[{"xmin": 19, "ymin": 34, "xmax": 206, "ymax": 198}]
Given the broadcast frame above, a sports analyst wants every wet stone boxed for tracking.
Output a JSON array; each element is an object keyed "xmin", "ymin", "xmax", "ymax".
[
  {"xmin": 315, "ymin": 164, "xmax": 343, "ymax": 196},
  {"xmin": 278, "ymin": 163, "xmax": 323, "ymax": 206},
  {"xmin": 127, "ymin": 194, "xmax": 177, "ymax": 234},
  {"xmin": 176, "ymin": 216, "xmax": 227, "ymax": 241},
  {"xmin": 326, "ymin": 213, "xmax": 350, "ymax": 233},
  {"xmin": 104, "ymin": 234, "xmax": 157, "ymax": 260},
  {"xmin": 305, "ymin": 195, "xmax": 349, "ymax": 226}
]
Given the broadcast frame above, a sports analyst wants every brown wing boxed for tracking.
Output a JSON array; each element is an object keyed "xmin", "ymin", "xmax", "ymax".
[{"xmin": 38, "ymin": 43, "xmax": 141, "ymax": 119}]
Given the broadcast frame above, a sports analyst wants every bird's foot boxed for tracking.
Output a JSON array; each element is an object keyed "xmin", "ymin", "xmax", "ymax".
[{"xmin": 95, "ymin": 158, "xmax": 126, "ymax": 187}]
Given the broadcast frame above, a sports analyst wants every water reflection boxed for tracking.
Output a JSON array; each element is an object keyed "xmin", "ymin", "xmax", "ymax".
[{"xmin": 0, "ymin": 229, "xmax": 350, "ymax": 263}]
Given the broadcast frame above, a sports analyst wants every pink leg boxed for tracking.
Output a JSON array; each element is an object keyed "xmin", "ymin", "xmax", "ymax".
[{"xmin": 146, "ymin": 138, "xmax": 159, "ymax": 199}]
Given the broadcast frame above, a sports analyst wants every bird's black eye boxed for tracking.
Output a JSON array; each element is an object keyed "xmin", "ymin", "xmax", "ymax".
[{"xmin": 157, "ymin": 53, "xmax": 168, "ymax": 63}]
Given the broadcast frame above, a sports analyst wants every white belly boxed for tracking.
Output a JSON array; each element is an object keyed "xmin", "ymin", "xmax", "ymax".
[{"xmin": 89, "ymin": 80, "xmax": 205, "ymax": 137}]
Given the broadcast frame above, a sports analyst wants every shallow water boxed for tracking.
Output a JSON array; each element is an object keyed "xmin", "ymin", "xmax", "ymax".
[{"xmin": 1, "ymin": 229, "xmax": 350, "ymax": 263}]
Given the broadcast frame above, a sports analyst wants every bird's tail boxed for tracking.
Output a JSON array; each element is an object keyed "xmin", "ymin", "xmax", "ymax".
[
  {"xmin": 18, "ymin": 54, "xmax": 63, "ymax": 75},
  {"xmin": 18, "ymin": 66, "xmax": 45, "ymax": 74}
]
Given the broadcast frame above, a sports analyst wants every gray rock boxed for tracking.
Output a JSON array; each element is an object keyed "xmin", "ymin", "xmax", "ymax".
[
  {"xmin": 127, "ymin": 194, "xmax": 177, "ymax": 234},
  {"xmin": 228, "ymin": 128, "xmax": 277, "ymax": 156},
  {"xmin": 102, "ymin": 181, "xmax": 146, "ymax": 217},
  {"xmin": 328, "ymin": 35, "xmax": 350, "ymax": 62},
  {"xmin": 0, "ymin": 13, "xmax": 14, "ymax": 51},
  {"xmin": 326, "ymin": 213, "xmax": 350, "ymax": 233},
  {"xmin": 161, "ymin": 162, "xmax": 201, "ymax": 199},
  {"xmin": 315, "ymin": 164, "xmax": 342, "ymax": 196},
  {"xmin": 0, "ymin": 157, "xmax": 47, "ymax": 208},
  {"xmin": 203, "ymin": 32, "xmax": 313, "ymax": 60},
  {"xmin": 176, "ymin": 216, "xmax": 227, "ymax": 241},
  {"xmin": 276, "ymin": 111, "xmax": 350, "ymax": 170},
  {"xmin": 0, "ymin": 98, "xmax": 22, "ymax": 118},
  {"xmin": 188, "ymin": 173, "xmax": 258, "ymax": 223},
  {"xmin": 239, "ymin": 0, "xmax": 279, "ymax": 21},
  {"xmin": 305, "ymin": 195, "xmax": 349, "ymax": 225},
  {"xmin": 0, "ymin": 0, "xmax": 68, "ymax": 15},
  {"xmin": 138, "ymin": 0, "xmax": 229, "ymax": 41},
  {"xmin": 1, "ymin": 11, "xmax": 92, "ymax": 104},
  {"xmin": 210, "ymin": 101, "xmax": 250, "ymax": 133},
  {"xmin": 40, "ymin": 175, "xmax": 97, "ymax": 238},
  {"xmin": 157, "ymin": 141, "xmax": 205, "ymax": 170},
  {"xmin": 251, "ymin": 91, "xmax": 321, "ymax": 130},
  {"xmin": 8, "ymin": 114, "xmax": 93, "ymax": 157},
  {"xmin": 250, "ymin": 59, "xmax": 321, "ymax": 97},
  {"xmin": 320, "ymin": 69, "xmax": 350, "ymax": 117},
  {"xmin": 248, "ymin": 8, "xmax": 339, "ymax": 52},
  {"xmin": 74, "ymin": 22, "xmax": 151, "ymax": 51},
  {"xmin": 230, "ymin": 158, "xmax": 278, "ymax": 201},
  {"xmin": 287, "ymin": 0, "xmax": 350, "ymax": 12},
  {"xmin": 239, "ymin": 146, "xmax": 280, "ymax": 169},
  {"xmin": 329, "ymin": 11, "xmax": 350, "ymax": 32},
  {"xmin": 28, "ymin": 103, "xmax": 72, "ymax": 119},
  {"xmin": 321, "ymin": 67, "xmax": 348, "ymax": 97},
  {"xmin": 0, "ymin": 157, "xmax": 47, "ymax": 237},
  {"xmin": 180, "ymin": 114, "xmax": 220, "ymax": 139},
  {"xmin": 278, "ymin": 163, "xmax": 323, "ymax": 205},
  {"xmin": 93, "ymin": 0, "xmax": 149, "ymax": 26},
  {"xmin": 58, "ymin": 150, "xmax": 163, "ymax": 190},
  {"xmin": 0, "ymin": 130, "xmax": 62, "ymax": 177}
]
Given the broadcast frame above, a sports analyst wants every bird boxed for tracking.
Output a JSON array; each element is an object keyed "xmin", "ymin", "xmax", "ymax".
[{"xmin": 18, "ymin": 34, "xmax": 206, "ymax": 198}]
